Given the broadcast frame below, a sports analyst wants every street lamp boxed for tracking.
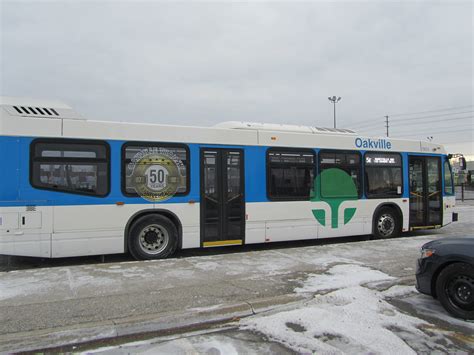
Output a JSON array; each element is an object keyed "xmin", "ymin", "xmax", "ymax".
[{"xmin": 328, "ymin": 96, "xmax": 342, "ymax": 128}]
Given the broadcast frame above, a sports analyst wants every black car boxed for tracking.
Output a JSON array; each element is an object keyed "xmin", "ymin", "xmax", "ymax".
[{"xmin": 416, "ymin": 237, "xmax": 474, "ymax": 320}]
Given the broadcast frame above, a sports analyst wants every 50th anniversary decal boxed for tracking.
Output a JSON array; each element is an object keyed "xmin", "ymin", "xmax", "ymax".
[{"xmin": 127, "ymin": 147, "xmax": 186, "ymax": 202}]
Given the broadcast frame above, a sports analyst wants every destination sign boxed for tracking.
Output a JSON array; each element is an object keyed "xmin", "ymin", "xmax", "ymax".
[{"xmin": 365, "ymin": 153, "xmax": 401, "ymax": 166}]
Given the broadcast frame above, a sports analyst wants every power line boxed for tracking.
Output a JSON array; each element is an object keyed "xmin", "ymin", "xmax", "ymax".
[
  {"xmin": 352, "ymin": 105, "xmax": 473, "ymax": 126},
  {"xmin": 358, "ymin": 127, "xmax": 471, "ymax": 137},
  {"xmin": 388, "ymin": 105, "xmax": 473, "ymax": 118},
  {"xmin": 357, "ymin": 116, "xmax": 473, "ymax": 133},
  {"xmin": 393, "ymin": 110, "xmax": 473, "ymax": 122},
  {"xmin": 355, "ymin": 110, "xmax": 473, "ymax": 129},
  {"xmin": 389, "ymin": 116, "xmax": 473, "ymax": 127},
  {"xmin": 392, "ymin": 128, "xmax": 472, "ymax": 137}
]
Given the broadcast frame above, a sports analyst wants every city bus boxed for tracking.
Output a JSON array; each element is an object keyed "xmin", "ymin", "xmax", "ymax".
[{"xmin": 0, "ymin": 97, "xmax": 457, "ymax": 260}]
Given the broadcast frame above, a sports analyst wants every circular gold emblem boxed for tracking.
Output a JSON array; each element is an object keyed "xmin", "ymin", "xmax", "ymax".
[{"xmin": 127, "ymin": 147, "xmax": 185, "ymax": 202}]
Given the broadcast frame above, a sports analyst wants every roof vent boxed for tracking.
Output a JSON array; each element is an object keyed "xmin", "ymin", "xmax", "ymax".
[
  {"xmin": 12, "ymin": 105, "xmax": 60, "ymax": 117},
  {"xmin": 0, "ymin": 96, "xmax": 83, "ymax": 120}
]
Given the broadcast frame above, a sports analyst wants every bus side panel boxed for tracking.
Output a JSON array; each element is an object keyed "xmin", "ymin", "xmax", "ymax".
[
  {"xmin": 0, "ymin": 207, "xmax": 52, "ymax": 257},
  {"xmin": 51, "ymin": 203, "xmax": 200, "ymax": 257},
  {"xmin": 246, "ymin": 198, "xmax": 409, "ymax": 243},
  {"xmin": 443, "ymin": 195, "xmax": 456, "ymax": 226},
  {"xmin": 0, "ymin": 137, "xmax": 53, "ymax": 257}
]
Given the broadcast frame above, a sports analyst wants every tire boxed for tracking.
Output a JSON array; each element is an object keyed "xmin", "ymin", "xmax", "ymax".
[
  {"xmin": 436, "ymin": 263, "xmax": 474, "ymax": 320},
  {"xmin": 128, "ymin": 214, "xmax": 178, "ymax": 260},
  {"xmin": 372, "ymin": 207, "xmax": 401, "ymax": 239}
]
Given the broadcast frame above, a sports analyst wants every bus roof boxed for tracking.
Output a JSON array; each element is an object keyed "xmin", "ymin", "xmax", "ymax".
[{"xmin": 0, "ymin": 96, "xmax": 446, "ymax": 154}]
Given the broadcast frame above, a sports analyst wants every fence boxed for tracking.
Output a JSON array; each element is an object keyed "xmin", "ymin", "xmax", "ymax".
[{"xmin": 455, "ymin": 184, "xmax": 474, "ymax": 201}]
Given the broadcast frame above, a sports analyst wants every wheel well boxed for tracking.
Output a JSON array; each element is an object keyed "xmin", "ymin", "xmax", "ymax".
[
  {"xmin": 372, "ymin": 203, "xmax": 403, "ymax": 234},
  {"xmin": 430, "ymin": 261, "xmax": 462, "ymax": 298},
  {"xmin": 124, "ymin": 209, "xmax": 183, "ymax": 252}
]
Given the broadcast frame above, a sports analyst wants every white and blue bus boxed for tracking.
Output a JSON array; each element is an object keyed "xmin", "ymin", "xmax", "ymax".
[{"xmin": 0, "ymin": 97, "xmax": 457, "ymax": 260}]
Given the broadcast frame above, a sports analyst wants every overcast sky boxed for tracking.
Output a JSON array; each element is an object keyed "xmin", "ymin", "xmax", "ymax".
[{"xmin": 1, "ymin": 1, "xmax": 473, "ymax": 154}]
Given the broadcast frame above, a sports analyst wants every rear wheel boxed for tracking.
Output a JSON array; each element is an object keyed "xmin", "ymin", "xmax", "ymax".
[
  {"xmin": 436, "ymin": 263, "xmax": 474, "ymax": 320},
  {"xmin": 128, "ymin": 214, "xmax": 178, "ymax": 260},
  {"xmin": 373, "ymin": 207, "xmax": 401, "ymax": 239}
]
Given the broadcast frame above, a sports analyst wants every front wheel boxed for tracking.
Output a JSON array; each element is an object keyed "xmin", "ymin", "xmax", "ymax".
[
  {"xmin": 373, "ymin": 207, "xmax": 401, "ymax": 239},
  {"xmin": 436, "ymin": 263, "xmax": 474, "ymax": 320},
  {"xmin": 128, "ymin": 214, "xmax": 178, "ymax": 260}
]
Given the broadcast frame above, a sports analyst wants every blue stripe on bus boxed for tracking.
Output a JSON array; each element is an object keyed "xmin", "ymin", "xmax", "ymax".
[{"xmin": 0, "ymin": 136, "xmax": 448, "ymax": 207}]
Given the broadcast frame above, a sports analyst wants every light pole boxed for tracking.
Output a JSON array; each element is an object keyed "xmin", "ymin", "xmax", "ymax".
[{"xmin": 328, "ymin": 96, "xmax": 341, "ymax": 128}]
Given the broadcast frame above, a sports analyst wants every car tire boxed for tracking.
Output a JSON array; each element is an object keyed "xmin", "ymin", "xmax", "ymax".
[
  {"xmin": 128, "ymin": 214, "xmax": 178, "ymax": 260},
  {"xmin": 436, "ymin": 262, "xmax": 474, "ymax": 320},
  {"xmin": 373, "ymin": 207, "xmax": 401, "ymax": 239}
]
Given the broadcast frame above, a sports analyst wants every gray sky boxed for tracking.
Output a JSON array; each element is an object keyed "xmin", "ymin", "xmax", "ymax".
[{"xmin": 1, "ymin": 1, "xmax": 473, "ymax": 154}]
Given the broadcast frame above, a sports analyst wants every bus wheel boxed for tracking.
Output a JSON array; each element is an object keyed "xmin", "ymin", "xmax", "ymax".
[
  {"xmin": 373, "ymin": 207, "xmax": 401, "ymax": 239},
  {"xmin": 128, "ymin": 214, "xmax": 178, "ymax": 260}
]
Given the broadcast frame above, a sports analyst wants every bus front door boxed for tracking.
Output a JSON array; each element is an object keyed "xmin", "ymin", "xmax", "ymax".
[
  {"xmin": 409, "ymin": 156, "xmax": 442, "ymax": 229},
  {"xmin": 201, "ymin": 149, "xmax": 245, "ymax": 247}
]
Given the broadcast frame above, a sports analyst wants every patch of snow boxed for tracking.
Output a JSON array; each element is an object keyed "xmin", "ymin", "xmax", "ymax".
[
  {"xmin": 295, "ymin": 264, "xmax": 394, "ymax": 294},
  {"xmin": 242, "ymin": 264, "xmax": 430, "ymax": 354},
  {"xmin": 83, "ymin": 332, "xmax": 287, "ymax": 355},
  {"xmin": 187, "ymin": 304, "xmax": 224, "ymax": 312}
]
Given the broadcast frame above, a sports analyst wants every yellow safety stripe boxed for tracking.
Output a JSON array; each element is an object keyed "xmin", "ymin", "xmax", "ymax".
[
  {"xmin": 410, "ymin": 225, "xmax": 441, "ymax": 230},
  {"xmin": 203, "ymin": 239, "xmax": 243, "ymax": 247}
]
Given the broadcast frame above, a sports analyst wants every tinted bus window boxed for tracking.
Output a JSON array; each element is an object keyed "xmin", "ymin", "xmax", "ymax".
[
  {"xmin": 364, "ymin": 152, "xmax": 402, "ymax": 198},
  {"xmin": 444, "ymin": 159, "xmax": 454, "ymax": 195},
  {"xmin": 30, "ymin": 139, "xmax": 110, "ymax": 196},
  {"xmin": 122, "ymin": 143, "xmax": 189, "ymax": 196},
  {"xmin": 319, "ymin": 151, "xmax": 361, "ymax": 197},
  {"xmin": 267, "ymin": 149, "xmax": 315, "ymax": 200}
]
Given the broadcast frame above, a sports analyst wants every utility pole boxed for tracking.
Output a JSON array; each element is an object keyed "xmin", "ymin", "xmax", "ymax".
[
  {"xmin": 385, "ymin": 115, "xmax": 389, "ymax": 137},
  {"xmin": 328, "ymin": 96, "xmax": 342, "ymax": 128}
]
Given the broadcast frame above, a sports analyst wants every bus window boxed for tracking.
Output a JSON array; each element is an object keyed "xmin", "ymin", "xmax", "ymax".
[
  {"xmin": 364, "ymin": 152, "xmax": 402, "ymax": 198},
  {"xmin": 319, "ymin": 151, "xmax": 361, "ymax": 197},
  {"xmin": 30, "ymin": 139, "xmax": 110, "ymax": 196},
  {"xmin": 267, "ymin": 149, "xmax": 315, "ymax": 201},
  {"xmin": 122, "ymin": 143, "xmax": 189, "ymax": 196},
  {"xmin": 444, "ymin": 159, "xmax": 454, "ymax": 195}
]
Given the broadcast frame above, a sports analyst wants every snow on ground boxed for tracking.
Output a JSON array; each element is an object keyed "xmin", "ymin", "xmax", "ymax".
[
  {"xmin": 241, "ymin": 263, "xmax": 463, "ymax": 354},
  {"xmin": 84, "ymin": 263, "xmax": 473, "ymax": 355},
  {"xmin": 81, "ymin": 329, "xmax": 292, "ymax": 355},
  {"xmin": 294, "ymin": 264, "xmax": 393, "ymax": 293}
]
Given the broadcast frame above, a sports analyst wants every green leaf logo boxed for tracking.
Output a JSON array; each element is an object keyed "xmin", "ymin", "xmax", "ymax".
[{"xmin": 310, "ymin": 168, "xmax": 358, "ymax": 228}]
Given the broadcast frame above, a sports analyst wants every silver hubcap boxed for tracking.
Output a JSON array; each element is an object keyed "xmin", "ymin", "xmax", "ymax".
[
  {"xmin": 377, "ymin": 214, "xmax": 395, "ymax": 237},
  {"xmin": 138, "ymin": 224, "xmax": 169, "ymax": 255}
]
